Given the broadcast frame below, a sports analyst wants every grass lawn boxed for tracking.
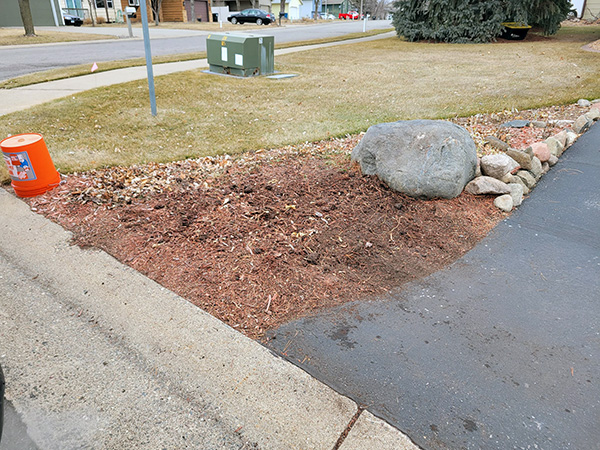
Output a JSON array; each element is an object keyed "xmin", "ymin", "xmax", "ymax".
[
  {"xmin": 0, "ymin": 29, "xmax": 392, "ymax": 89},
  {"xmin": 0, "ymin": 28, "xmax": 115, "ymax": 46},
  {"xmin": 1, "ymin": 25, "xmax": 599, "ymax": 183}
]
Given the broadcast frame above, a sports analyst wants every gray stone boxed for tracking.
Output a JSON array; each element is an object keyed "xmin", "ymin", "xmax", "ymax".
[
  {"xmin": 494, "ymin": 194, "xmax": 514, "ymax": 212},
  {"xmin": 512, "ymin": 176, "xmax": 530, "ymax": 195},
  {"xmin": 484, "ymin": 136, "xmax": 510, "ymax": 151},
  {"xmin": 577, "ymin": 99, "xmax": 592, "ymax": 108},
  {"xmin": 530, "ymin": 121, "xmax": 547, "ymax": 128},
  {"xmin": 480, "ymin": 154, "xmax": 520, "ymax": 179},
  {"xmin": 545, "ymin": 137, "xmax": 564, "ymax": 157},
  {"xmin": 506, "ymin": 148, "xmax": 532, "ymax": 170},
  {"xmin": 500, "ymin": 173, "xmax": 518, "ymax": 184},
  {"xmin": 475, "ymin": 157, "xmax": 482, "ymax": 177},
  {"xmin": 530, "ymin": 156, "xmax": 543, "ymax": 180},
  {"xmin": 464, "ymin": 176, "xmax": 511, "ymax": 195},
  {"xmin": 565, "ymin": 131, "xmax": 578, "ymax": 147},
  {"xmin": 516, "ymin": 170, "xmax": 536, "ymax": 189},
  {"xmin": 553, "ymin": 130, "xmax": 568, "ymax": 148},
  {"xmin": 351, "ymin": 120, "xmax": 477, "ymax": 199},
  {"xmin": 573, "ymin": 115, "xmax": 592, "ymax": 134},
  {"xmin": 548, "ymin": 154, "xmax": 559, "ymax": 166},
  {"xmin": 585, "ymin": 108, "xmax": 600, "ymax": 121},
  {"xmin": 500, "ymin": 120, "xmax": 530, "ymax": 128},
  {"xmin": 542, "ymin": 162, "xmax": 550, "ymax": 174},
  {"xmin": 507, "ymin": 183, "xmax": 524, "ymax": 207}
]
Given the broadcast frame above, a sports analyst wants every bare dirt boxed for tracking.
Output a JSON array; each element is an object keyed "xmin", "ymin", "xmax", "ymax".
[{"xmin": 23, "ymin": 104, "xmax": 590, "ymax": 339}]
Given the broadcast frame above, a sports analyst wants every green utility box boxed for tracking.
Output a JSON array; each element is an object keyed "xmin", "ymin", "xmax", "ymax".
[{"xmin": 206, "ymin": 33, "xmax": 274, "ymax": 77}]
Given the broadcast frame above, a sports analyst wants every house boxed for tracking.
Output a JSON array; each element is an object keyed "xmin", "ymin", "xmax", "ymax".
[
  {"xmin": 0, "ymin": 0, "xmax": 62, "ymax": 27},
  {"xmin": 119, "ymin": 0, "xmax": 188, "ymax": 23},
  {"xmin": 213, "ymin": 0, "xmax": 272, "ymax": 15},
  {"xmin": 320, "ymin": 0, "xmax": 353, "ymax": 16},
  {"xmin": 271, "ymin": 0, "xmax": 303, "ymax": 20},
  {"xmin": 581, "ymin": 0, "xmax": 600, "ymax": 19}
]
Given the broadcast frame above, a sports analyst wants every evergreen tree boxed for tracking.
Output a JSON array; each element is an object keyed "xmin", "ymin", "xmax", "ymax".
[{"xmin": 393, "ymin": 0, "xmax": 572, "ymax": 43}]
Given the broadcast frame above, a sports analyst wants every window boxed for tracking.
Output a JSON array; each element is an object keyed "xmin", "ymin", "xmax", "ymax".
[{"xmin": 96, "ymin": 0, "xmax": 113, "ymax": 8}]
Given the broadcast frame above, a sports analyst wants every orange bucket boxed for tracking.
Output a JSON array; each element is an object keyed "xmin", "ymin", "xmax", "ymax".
[{"xmin": 1, "ymin": 133, "xmax": 60, "ymax": 198}]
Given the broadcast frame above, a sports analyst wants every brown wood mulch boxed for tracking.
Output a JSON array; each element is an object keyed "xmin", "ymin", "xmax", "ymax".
[{"xmin": 23, "ymin": 104, "xmax": 589, "ymax": 339}]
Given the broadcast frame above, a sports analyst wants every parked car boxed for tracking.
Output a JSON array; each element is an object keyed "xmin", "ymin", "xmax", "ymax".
[
  {"xmin": 319, "ymin": 12, "xmax": 335, "ymax": 20},
  {"xmin": 338, "ymin": 10, "xmax": 360, "ymax": 19},
  {"xmin": 228, "ymin": 9, "xmax": 275, "ymax": 25},
  {"xmin": 63, "ymin": 13, "xmax": 83, "ymax": 26}
]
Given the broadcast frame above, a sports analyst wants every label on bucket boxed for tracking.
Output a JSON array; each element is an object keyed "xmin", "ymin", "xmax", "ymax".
[{"xmin": 3, "ymin": 151, "xmax": 37, "ymax": 182}]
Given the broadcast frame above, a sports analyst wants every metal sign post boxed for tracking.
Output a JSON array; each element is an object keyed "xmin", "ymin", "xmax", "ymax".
[{"xmin": 138, "ymin": 0, "xmax": 157, "ymax": 116}]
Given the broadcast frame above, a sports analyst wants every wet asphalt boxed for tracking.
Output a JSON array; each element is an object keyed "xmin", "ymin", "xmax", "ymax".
[{"xmin": 266, "ymin": 122, "xmax": 600, "ymax": 449}]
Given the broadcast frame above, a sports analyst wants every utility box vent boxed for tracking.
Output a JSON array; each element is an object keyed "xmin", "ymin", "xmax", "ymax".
[{"xmin": 206, "ymin": 33, "xmax": 274, "ymax": 77}]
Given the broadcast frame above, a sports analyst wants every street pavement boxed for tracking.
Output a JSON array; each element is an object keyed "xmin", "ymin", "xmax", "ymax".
[
  {"xmin": 0, "ymin": 21, "xmax": 393, "ymax": 81},
  {"xmin": 0, "ymin": 31, "xmax": 395, "ymax": 117},
  {"xmin": 267, "ymin": 123, "xmax": 600, "ymax": 449},
  {"xmin": 0, "ymin": 28, "xmax": 412, "ymax": 449}
]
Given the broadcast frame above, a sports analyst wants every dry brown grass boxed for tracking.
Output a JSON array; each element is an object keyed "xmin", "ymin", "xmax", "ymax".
[
  {"xmin": 1, "ymin": 25, "xmax": 599, "ymax": 182},
  {"xmin": 0, "ymin": 28, "xmax": 115, "ymax": 46},
  {"xmin": 0, "ymin": 29, "xmax": 391, "ymax": 89}
]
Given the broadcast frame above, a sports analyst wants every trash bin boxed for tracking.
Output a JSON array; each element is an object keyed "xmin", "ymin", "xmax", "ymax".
[
  {"xmin": 1, "ymin": 133, "xmax": 60, "ymax": 198},
  {"xmin": 206, "ymin": 33, "xmax": 274, "ymax": 77}
]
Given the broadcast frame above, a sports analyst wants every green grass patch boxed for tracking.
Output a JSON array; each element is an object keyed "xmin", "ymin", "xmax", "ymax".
[
  {"xmin": 0, "ymin": 29, "xmax": 392, "ymax": 89},
  {"xmin": 0, "ymin": 28, "xmax": 115, "ymax": 46},
  {"xmin": 1, "ymin": 25, "xmax": 599, "ymax": 183}
]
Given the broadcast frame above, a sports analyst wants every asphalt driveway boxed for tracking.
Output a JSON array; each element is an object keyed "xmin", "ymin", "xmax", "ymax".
[{"xmin": 267, "ymin": 123, "xmax": 600, "ymax": 449}]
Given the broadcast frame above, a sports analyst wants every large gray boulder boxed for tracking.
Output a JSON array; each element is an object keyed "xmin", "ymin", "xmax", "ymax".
[{"xmin": 351, "ymin": 120, "xmax": 477, "ymax": 199}]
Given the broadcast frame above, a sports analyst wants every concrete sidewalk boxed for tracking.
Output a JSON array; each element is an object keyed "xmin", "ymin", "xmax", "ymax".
[
  {"xmin": 0, "ymin": 189, "xmax": 417, "ymax": 449},
  {"xmin": 0, "ymin": 31, "xmax": 395, "ymax": 117}
]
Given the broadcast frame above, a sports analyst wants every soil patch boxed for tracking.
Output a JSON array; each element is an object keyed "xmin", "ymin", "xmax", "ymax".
[{"xmin": 23, "ymin": 104, "xmax": 588, "ymax": 339}]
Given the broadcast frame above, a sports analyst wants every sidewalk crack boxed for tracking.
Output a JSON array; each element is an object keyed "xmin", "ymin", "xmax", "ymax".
[{"xmin": 332, "ymin": 406, "xmax": 364, "ymax": 450}]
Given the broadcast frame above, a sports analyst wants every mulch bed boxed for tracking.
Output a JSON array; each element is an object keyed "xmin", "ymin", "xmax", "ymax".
[{"xmin": 23, "ymin": 104, "xmax": 588, "ymax": 339}]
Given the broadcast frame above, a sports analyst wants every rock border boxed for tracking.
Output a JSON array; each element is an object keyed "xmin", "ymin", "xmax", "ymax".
[{"xmin": 465, "ymin": 99, "xmax": 600, "ymax": 212}]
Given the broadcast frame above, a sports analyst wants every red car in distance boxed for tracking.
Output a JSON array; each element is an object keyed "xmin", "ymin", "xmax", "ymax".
[{"xmin": 339, "ymin": 10, "xmax": 360, "ymax": 19}]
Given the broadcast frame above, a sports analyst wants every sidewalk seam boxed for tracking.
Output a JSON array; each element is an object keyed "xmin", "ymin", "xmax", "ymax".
[{"xmin": 332, "ymin": 406, "xmax": 364, "ymax": 450}]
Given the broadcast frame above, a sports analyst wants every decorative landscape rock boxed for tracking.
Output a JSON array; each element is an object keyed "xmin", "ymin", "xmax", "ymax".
[
  {"xmin": 499, "ymin": 173, "xmax": 518, "ymax": 184},
  {"xmin": 506, "ymin": 148, "xmax": 533, "ymax": 170},
  {"xmin": 565, "ymin": 131, "xmax": 578, "ymax": 147},
  {"xmin": 500, "ymin": 120, "xmax": 529, "ymax": 128},
  {"xmin": 351, "ymin": 120, "xmax": 477, "ymax": 199},
  {"xmin": 548, "ymin": 154, "xmax": 559, "ymax": 166},
  {"xmin": 530, "ymin": 121, "xmax": 547, "ymax": 128},
  {"xmin": 480, "ymin": 154, "xmax": 519, "ymax": 179},
  {"xmin": 573, "ymin": 115, "xmax": 592, "ymax": 134},
  {"xmin": 577, "ymin": 99, "xmax": 592, "ymax": 108},
  {"xmin": 464, "ymin": 176, "xmax": 510, "ymax": 195},
  {"xmin": 512, "ymin": 176, "xmax": 530, "ymax": 195},
  {"xmin": 542, "ymin": 162, "xmax": 550, "ymax": 174},
  {"xmin": 530, "ymin": 142, "xmax": 550, "ymax": 162},
  {"xmin": 545, "ymin": 137, "xmax": 564, "ymax": 157},
  {"xmin": 553, "ymin": 130, "xmax": 568, "ymax": 147},
  {"xmin": 529, "ymin": 156, "xmax": 543, "ymax": 180},
  {"xmin": 507, "ymin": 183, "xmax": 524, "ymax": 207},
  {"xmin": 585, "ymin": 108, "xmax": 600, "ymax": 121},
  {"xmin": 484, "ymin": 136, "xmax": 510, "ymax": 151},
  {"xmin": 516, "ymin": 170, "xmax": 536, "ymax": 189},
  {"xmin": 494, "ymin": 194, "xmax": 514, "ymax": 212}
]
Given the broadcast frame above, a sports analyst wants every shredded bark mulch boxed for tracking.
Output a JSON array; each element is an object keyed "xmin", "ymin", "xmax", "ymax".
[{"xmin": 23, "ymin": 104, "xmax": 588, "ymax": 339}]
